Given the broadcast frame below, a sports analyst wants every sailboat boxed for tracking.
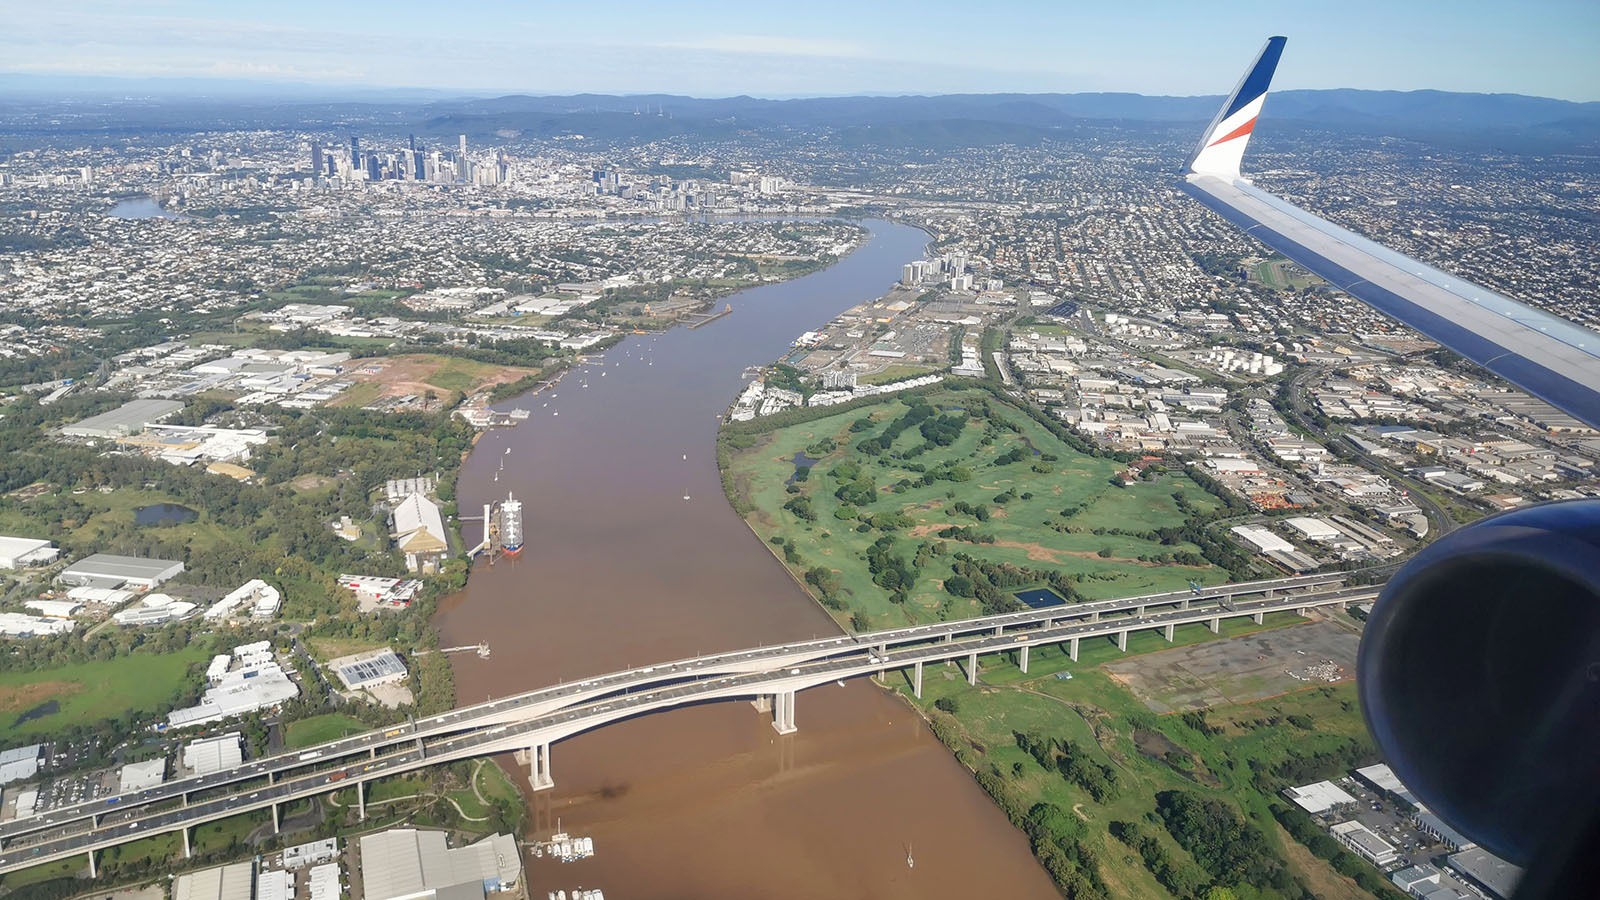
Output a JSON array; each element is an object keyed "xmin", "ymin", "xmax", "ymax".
[{"xmin": 906, "ymin": 843, "xmax": 914, "ymax": 869}]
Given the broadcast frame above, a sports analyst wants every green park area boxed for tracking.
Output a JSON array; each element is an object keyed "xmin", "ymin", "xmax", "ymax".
[
  {"xmin": 284, "ymin": 713, "xmax": 370, "ymax": 749},
  {"xmin": 1251, "ymin": 257, "xmax": 1322, "ymax": 291},
  {"xmin": 723, "ymin": 387, "xmax": 1233, "ymax": 631},
  {"xmin": 893, "ymin": 613, "xmax": 1395, "ymax": 900},
  {"xmin": 0, "ymin": 645, "xmax": 210, "ymax": 739}
]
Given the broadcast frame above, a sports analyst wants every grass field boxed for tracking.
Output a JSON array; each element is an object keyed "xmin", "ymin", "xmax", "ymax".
[
  {"xmin": 859, "ymin": 364, "xmax": 937, "ymax": 385},
  {"xmin": 0, "ymin": 486, "xmax": 232, "ymax": 557},
  {"xmin": 1252, "ymin": 257, "xmax": 1322, "ymax": 291},
  {"xmin": 0, "ymin": 647, "xmax": 210, "ymax": 738},
  {"xmin": 725, "ymin": 388, "xmax": 1227, "ymax": 630},
  {"xmin": 893, "ymin": 614, "xmax": 1380, "ymax": 900},
  {"xmin": 284, "ymin": 713, "xmax": 369, "ymax": 749}
]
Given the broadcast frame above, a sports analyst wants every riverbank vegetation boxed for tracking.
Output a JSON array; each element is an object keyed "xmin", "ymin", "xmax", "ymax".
[{"xmin": 895, "ymin": 620, "xmax": 1393, "ymax": 900}]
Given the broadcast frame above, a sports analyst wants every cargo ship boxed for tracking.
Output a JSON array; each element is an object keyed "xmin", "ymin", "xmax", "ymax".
[{"xmin": 497, "ymin": 493, "xmax": 523, "ymax": 556}]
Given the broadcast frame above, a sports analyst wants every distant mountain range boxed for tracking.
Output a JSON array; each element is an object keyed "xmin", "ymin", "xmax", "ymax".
[{"xmin": 2, "ymin": 74, "xmax": 1597, "ymax": 153}]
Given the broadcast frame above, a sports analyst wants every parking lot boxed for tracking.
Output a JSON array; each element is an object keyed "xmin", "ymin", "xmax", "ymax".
[{"xmin": 1323, "ymin": 775, "xmax": 1483, "ymax": 895}]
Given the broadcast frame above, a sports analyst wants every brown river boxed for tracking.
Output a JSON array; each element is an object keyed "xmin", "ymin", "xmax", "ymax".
[{"xmin": 433, "ymin": 220, "xmax": 1059, "ymax": 899}]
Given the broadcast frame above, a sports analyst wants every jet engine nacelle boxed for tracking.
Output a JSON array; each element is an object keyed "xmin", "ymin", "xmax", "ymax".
[{"xmin": 1358, "ymin": 499, "xmax": 1600, "ymax": 896}]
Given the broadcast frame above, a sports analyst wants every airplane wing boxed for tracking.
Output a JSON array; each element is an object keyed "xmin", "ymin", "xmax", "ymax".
[{"xmin": 1181, "ymin": 36, "xmax": 1600, "ymax": 429}]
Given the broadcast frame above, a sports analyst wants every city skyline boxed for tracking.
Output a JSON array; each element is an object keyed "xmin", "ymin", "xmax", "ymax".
[{"xmin": 3, "ymin": 0, "xmax": 1598, "ymax": 102}]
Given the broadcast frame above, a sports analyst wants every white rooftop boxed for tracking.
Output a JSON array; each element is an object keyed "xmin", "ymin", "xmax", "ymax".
[{"xmin": 1284, "ymin": 779, "xmax": 1356, "ymax": 814}]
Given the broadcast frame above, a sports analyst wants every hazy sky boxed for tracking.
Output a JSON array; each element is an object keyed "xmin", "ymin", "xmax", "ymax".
[{"xmin": 3, "ymin": 1, "xmax": 1597, "ymax": 101}]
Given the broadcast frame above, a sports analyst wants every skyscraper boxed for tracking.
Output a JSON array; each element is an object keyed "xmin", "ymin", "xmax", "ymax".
[
  {"xmin": 311, "ymin": 144, "xmax": 323, "ymax": 175},
  {"xmin": 458, "ymin": 134, "xmax": 467, "ymax": 157},
  {"xmin": 350, "ymin": 136, "xmax": 360, "ymax": 168},
  {"xmin": 408, "ymin": 134, "xmax": 416, "ymax": 151}
]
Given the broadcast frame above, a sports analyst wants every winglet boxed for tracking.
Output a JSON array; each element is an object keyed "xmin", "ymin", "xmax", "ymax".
[{"xmin": 1185, "ymin": 36, "xmax": 1286, "ymax": 179}]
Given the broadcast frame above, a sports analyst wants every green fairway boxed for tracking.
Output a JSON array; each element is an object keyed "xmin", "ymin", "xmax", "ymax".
[
  {"xmin": 0, "ymin": 647, "xmax": 210, "ymax": 738},
  {"xmin": 284, "ymin": 713, "xmax": 370, "ymax": 749},
  {"xmin": 723, "ymin": 388, "xmax": 1228, "ymax": 630}
]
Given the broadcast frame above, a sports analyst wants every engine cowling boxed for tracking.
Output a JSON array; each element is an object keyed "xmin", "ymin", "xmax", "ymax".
[{"xmin": 1357, "ymin": 499, "xmax": 1600, "ymax": 893}]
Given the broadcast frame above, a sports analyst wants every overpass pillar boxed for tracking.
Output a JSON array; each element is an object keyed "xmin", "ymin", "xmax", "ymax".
[
  {"xmin": 1135, "ymin": 605, "xmax": 1145, "ymax": 617},
  {"xmin": 966, "ymin": 653, "xmax": 978, "ymax": 685},
  {"xmin": 913, "ymin": 661, "xmax": 923, "ymax": 699},
  {"xmin": 772, "ymin": 691, "xmax": 797, "ymax": 735},
  {"xmin": 1208, "ymin": 617, "xmax": 1220, "ymax": 634},
  {"xmin": 272, "ymin": 802, "xmax": 280, "ymax": 834},
  {"xmin": 993, "ymin": 625, "xmax": 1003, "ymax": 636},
  {"xmin": 87, "ymin": 849, "xmax": 96, "ymax": 879},
  {"xmin": 369, "ymin": 746, "xmax": 377, "ymax": 760},
  {"xmin": 1266, "ymin": 587, "xmax": 1276, "ymax": 598},
  {"xmin": 1253, "ymin": 611, "xmax": 1264, "ymax": 625},
  {"xmin": 530, "ymin": 743, "xmax": 555, "ymax": 792},
  {"xmin": 1297, "ymin": 607, "xmax": 1308, "ymax": 616},
  {"xmin": 1163, "ymin": 623, "xmax": 1175, "ymax": 642},
  {"xmin": 1068, "ymin": 638, "xmax": 1079, "ymax": 662},
  {"xmin": 1089, "ymin": 610, "xmax": 1100, "ymax": 623},
  {"xmin": 183, "ymin": 825, "xmax": 192, "ymax": 859},
  {"xmin": 944, "ymin": 632, "xmax": 954, "ymax": 665},
  {"xmin": 1116, "ymin": 630, "xmax": 1128, "ymax": 652},
  {"xmin": 1019, "ymin": 644, "xmax": 1029, "ymax": 674},
  {"xmin": 750, "ymin": 695, "xmax": 773, "ymax": 713},
  {"xmin": 357, "ymin": 780, "xmax": 366, "ymax": 820},
  {"xmin": 1179, "ymin": 597, "xmax": 1190, "ymax": 610}
]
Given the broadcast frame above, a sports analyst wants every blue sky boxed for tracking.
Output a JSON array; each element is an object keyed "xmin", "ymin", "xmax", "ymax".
[{"xmin": 3, "ymin": 1, "xmax": 1596, "ymax": 100}]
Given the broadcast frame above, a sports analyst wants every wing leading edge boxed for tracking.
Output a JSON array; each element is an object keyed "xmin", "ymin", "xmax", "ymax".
[{"xmin": 1182, "ymin": 37, "xmax": 1600, "ymax": 429}]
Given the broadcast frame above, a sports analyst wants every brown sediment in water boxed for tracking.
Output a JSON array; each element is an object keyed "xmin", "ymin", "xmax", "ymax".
[{"xmin": 433, "ymin": 221, "xmax": 1058, "ymax": 899}]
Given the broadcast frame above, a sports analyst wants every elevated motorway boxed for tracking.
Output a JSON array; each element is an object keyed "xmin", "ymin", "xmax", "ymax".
[{"xmin": 0, "ymin": 576, "xmax": 1372, "ymax": 876}]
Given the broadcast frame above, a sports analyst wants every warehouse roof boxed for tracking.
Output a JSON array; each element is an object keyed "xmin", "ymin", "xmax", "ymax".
[
  {"xmin": 62, "ymin": 398, "xmax": 184, "ymax": 438},
  {"xmin": 59, "ymin": 553, "xmax": 183, "ymax": 586},
  {"xmin": 1448, "ymin": 847, "xmax": 1523, "ymax": 899},
  {"xmin": 174, "ymin": 862, "xmax": 254, "ymax": 900},
  {"xmin": 1284, "ymin": 780, "xmax": 1356, "ymax": 814},
  {"xmin": 334, "ymin": 648, "xmax": 408, "ymax": 689},
  {"xmin": 359, "ymin": 829, "xmax": 520, "ymax": 900}
]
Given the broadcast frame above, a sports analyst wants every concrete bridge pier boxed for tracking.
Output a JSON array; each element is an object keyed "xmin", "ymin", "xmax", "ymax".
[
  {"xmin": 772, "ymin": 691, "xmax": 797, "ymax": 735},
  {"xmin": 1296, "ymin": 607, "xmax": 1308, "ymax": 616},
  {"xmin": 271, "ymin": 802, "xmax": 280, "ymax": 834},
  {"xmin": 1018, "ymin": 644, "xmax": 1029, "ymax": 674},
  {"xmin": 87, "ymin": 849, "xmax": 96, "ymax": 879},
  {"xmin": 1179, "ymin": 597, "xmax": 1190, "ymax": 610},
  {"xmin": 1253, "ymin": 611, "xmax": 1264, "ymax": 625},
  {"xmin": 357, "ymin": 780, "xmax": 366, "ymax": 820},
  {"xmin": 530, "ymin": 743, "xmax": 555, "ymax": 791},
  {"xmin": 1116, "ymin": 630, "xmax": 1128, "ymax": 652},
  {"xmin": 993, "ymin": 625, "xmax": 1003, "ymax": 636},
  {"xmin": 1163, "ymin": 623, "xmax": 1175, "ymax": 642},
  {"xmin": 913, "ymin": 660, "xmax": 923, "ymax": 699},
  {"xmin": 1089, "ymin": 610, "xmax": 1100, "ymax": 623},
  {"xmin": 183, "ymin": 825, "xmax": 191, "ymax": 859},
  {"xmin": 750, "ymin": 695, "xmax": 773, "ymax": 713},
  {"xmin": 966, "ymin": 653, "xmax": 978, "ymax": 685},
  {"xmin": 943, "ymin": 632, "xmax": 954, "ymax": 665},
  {"xmin": 1068, "ymin": 637, "xmax": 1079, "ymax": 662},
  {"xmin": 1208, "ymin": 617, "xmax": 1220, "ymax": 633},
  {"xmin": 1135, "ymin": 605, "xmax": 1146, "ymax": 617}
]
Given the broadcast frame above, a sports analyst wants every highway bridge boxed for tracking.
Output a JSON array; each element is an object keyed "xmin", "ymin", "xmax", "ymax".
[{"xmin": 0, "ymin": 573, "xmax": 1374, "ymax": 876}]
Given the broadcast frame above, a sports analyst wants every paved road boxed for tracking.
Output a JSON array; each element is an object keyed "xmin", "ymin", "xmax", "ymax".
[{"xmin": 0, "ymin": 581, "xmax": 1374, "ymax": 875}]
